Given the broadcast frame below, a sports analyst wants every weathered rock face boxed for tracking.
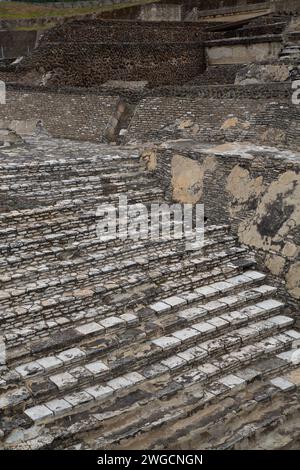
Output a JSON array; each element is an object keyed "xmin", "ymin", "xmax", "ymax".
[
  {"xmin": 155, "ymin": 143, "xmax": 300, "ymax": 302},
  {"xmin": 235, "ymin": 64, "xmax": 291, "ymax": 84},
  {"xmin": 0, "ymin": 127, "xmax": 23, "ymax": 147},
  {"xmin": 171, "ymin": 154, "xmax": 217, "ymax": 204}
]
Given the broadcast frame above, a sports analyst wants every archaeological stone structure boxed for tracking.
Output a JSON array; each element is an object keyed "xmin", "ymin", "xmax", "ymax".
[{"xmin": 0, "ymin": 0, "xmax": 300, "ymax": 451}]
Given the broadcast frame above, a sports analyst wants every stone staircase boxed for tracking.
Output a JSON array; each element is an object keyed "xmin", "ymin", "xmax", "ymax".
[
  {"xmin": 0, "ymin": 136, "xmax": 299, "ymax": 450},
  {"xmin": 280, "ymin": 43, "xmax": 300, "ymax": 61}
]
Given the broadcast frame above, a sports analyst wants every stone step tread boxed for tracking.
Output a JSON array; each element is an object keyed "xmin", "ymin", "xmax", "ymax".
[
  {"xmin": 13, "ymin": 345, "xmax": 299, "ymax": 450},
  {"xmin": 0, "ymin": 245, "xmax": 248, "ymax": 301},
  {"xmin": 0, "ymin": 168, "xmax": 145, "ymax": 183},
  {"xmin": 91, "ymin": 361, "xmax": 300, "ymax": 451},
  {"xmin": 1, "ymin": 236, "xmax": 237, "ymax": 287},
  {"xmin": 0, "ymin": 225, "xmax": 231, "ymax": 271},
  {"xmin": 0, "ymin": 189, "xmax": 165, "ymax": 223},
  {"xmin": 3, "ymin": 259, "xmax": 254, "ymax": 352},
  {"xmin": 1, "ymin": 309, "xmax": 293, "ymax": 409},
  {"xmin": 3, "ymin": 295, "xmax": 287, "ymax": 391},
  {"xmin": 0, "ymin": 183, "xmax": 158, "ymax": 201},
  {"xmin": 1, "ymin": 274, "xmax": 275, "ymax": 379},
  {"xmin": 21, "ymin": 333, "xmax": 298, "ymax": 426},
  {"xmin": 0, "ymin": 248, "xmax": 250, "ymax": 318},
  {"xmin": 0, "ymin": 154, "xmax": 140, "ymax": 171}
]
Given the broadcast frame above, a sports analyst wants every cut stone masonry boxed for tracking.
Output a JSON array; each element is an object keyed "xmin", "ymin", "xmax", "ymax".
[{"xmin": 0, "ymin": 134, "xmax": 299, "ymax": 450}]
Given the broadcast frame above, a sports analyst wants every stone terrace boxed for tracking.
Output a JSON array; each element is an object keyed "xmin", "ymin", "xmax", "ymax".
[
  {"xmin": 0, "ymin": 134, "xmax": 299, "ymax": 450},
  {"xmin": 0, "ymin": 2, "xmax": 300, "ymax": 450}
]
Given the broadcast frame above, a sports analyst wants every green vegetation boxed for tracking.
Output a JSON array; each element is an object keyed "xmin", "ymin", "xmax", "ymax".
[{"xmin": 0, "ymin": 0, "xmax": 160, "ymax": 21}]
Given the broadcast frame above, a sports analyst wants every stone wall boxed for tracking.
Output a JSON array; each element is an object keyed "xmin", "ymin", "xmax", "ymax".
[
  {"xmin": 139, "ymin": 3, "xmax": 183, "ymax": 21},
  {"xmin": 151, "ymin": 144, "xmax": 300, "ymax": 303},
  {"xmin": 206, "ymin": 37, "xmax": 282, "ymax": 65},
  {"xmin": 126, "ymin": 84, "xmax": 299, "ymax": 150},
  {"xmin": 189, "ymin": 65, "xmax": 246, "ymax": 84},
  {"xmin": 0, "ymin": 89, "xmax": 120, "ymax": 142},
  {"xmin": 1, "ymin": 84, "xmax": 297, "ymax": 148},
  {"xmin": 0, "ymin": 31, "xmax": 38, "ymax": 59},
  {"xmin": 272, "ymin": 0, "xmax": 300, "ymax": 13},
  {"xmin": 20, "ymin": 42, "xmax": 206, "ymax": 87},
  {"xmin": 40, "ymin": 19, "xmax": 205, "ymax": 43}
]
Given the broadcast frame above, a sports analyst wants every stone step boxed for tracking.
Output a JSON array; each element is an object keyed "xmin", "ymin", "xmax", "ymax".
[
  {"xmin": 2, "ymin": 259, "xmax": 256, "ymax": 357},
  {"xmin": 1, "ymin": 294, "xmax": 294, "ymax": 412},
  {"xmin": 0, "ymin": 240, "xmax": 239, "ymax": 307},
  {"xmin": 11, "ymin": 331, "xmax": 296, "ymax": 439},
  {"xmin": 96, "ymin": 353, "xmax": 300, "ymax": 452},
  {"xmin": 0, "ymin": 190, "xmax": 165, "ymax": 238},
  {"xmin": 0, "ymin": 171, "xmax": 149, "ymax": 193},
  {"xmin": 0, "ymin": 224, "xmax": 231, "ymax": 273},
  {"xmin": 18, "ymin": 341, "xmax": 300, "ymax": 451},
  {"xmin": 0, "ymin": 163, "xmax": 142, "ymax": 183},
  {"xmin": 0, "ymin": 247, "xmax": 251, "ymax": 333},
  {"xmin": 0, "ymin": 215, "xmax": 224, "ymax": 264},
  {"xmin": 0, "ymin": 179, "xmax": 160, "ymax": 208},
  {"xmin": 2, "ymin": 292, "xmax": 286, "ymax": 398},
  {"xmin": 0, "ymin": 144, "xmax": 140, "ymax": 173},
  {"xmin": 1, "ymin": 234, "xmax": 237, "ymax": 290},
  {"xmin": 1, "ymin": 271, "xmax": 273, "ymax": 371}
]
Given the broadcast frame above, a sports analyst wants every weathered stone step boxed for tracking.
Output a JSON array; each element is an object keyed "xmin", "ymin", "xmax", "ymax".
[
  {"xmin": 0, "ymin": 247, "xmax": 250, "ymax": 332},
  {"xmin": 0, "ymin": 175, "xmax": 155, "ymax": 198},
  {"xmin": 2, "ymin": 267, "xmax": 262, "ymax": 366},
  {"xmin": 0, "ymin": 179, "xmax": 160, "ymax": 209},
  {"xmin": 0, "ymin": 145, "xmax": 140, "ymax": 174},
  {"xmin": 2, "ymin": 260, "xmax": 256, "ymax": 363},
  {"xmin": 0, "ymin": 163, "xmax": 142, "ymax": 183},
  {"xmin": 0, "ymin": 224, "xmax": 231, "ymax": 273},
  {"xmin": 0, "ymin": 239, "xmax": 238, "ymax": 306},
  {"xmin": 100, "ymin": 354, "xmax": 300, "ymax": 452},
  {"xmin": 0, "ymin": 190, "xmax": 165, "ymax": 239},
  {"xmin": 1, "ymin": 287, "xmax": 284, "ymax": 393},
  {"xmin": 106, "ymin": 355, "xmax": 300, "ymax": 450},
  {"xmin": 0, "ymin": 293, "xmax": 291, "ymax": 411},
  {"xmin": 57, "ymin": 347, "xmax": 300, "ymax": 450},
  {"xmin": 1, "ymin": 235, "xmax": 237, "ymax": 290},
  {"xmin": 1, "ymin": 271, "xmax": 271, "ymax": 369},
  {"xmin": 0, "ymin": 171, "xmax": 149, "ymax": 193},
  {"xmin": 10, "ymin": 331, "xmax": 296, "ymax": 437}
]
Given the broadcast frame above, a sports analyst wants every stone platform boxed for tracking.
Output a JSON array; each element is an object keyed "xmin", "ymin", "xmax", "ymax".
[{"xmin": 0, "ymin": 135, "xmax": 299, "ymax": 449}]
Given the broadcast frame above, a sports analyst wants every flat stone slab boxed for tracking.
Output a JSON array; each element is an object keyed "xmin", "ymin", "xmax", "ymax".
[
  {"xmin": 152, "ymin": 336, "xmax": 181, "ymax": 350},
  {"xmin": 46, "ymin": 398, "xmax": 72, "ymax": 416},
  {"xmin": 85, "ymin": 384, "xmax": 114, "ymax": 400},
  {"xmin": 85, "ymin": 361, "xmax": 109, "ymax": 375},
  {"xmin": 49, "ymin": 372, "xmax": 78, "ymax": 390},
  {"xmin": 270, "ymin": 377, "xmax": 295, "ymax": 391},
  {"xmin": 218, "ymin": 374, "xmax": 245, "ymax": 389},
  {"xmin": 25, "ymin": 404, "xmax": 53, "ymax": 423}
]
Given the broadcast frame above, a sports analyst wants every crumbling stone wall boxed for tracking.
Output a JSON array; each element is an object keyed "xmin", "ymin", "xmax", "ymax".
[
  {"xmin": 0, "ymin": 89, "xmax": 120, "ymax": 142},
  {"xmin": 40, "ymin": 20, "xmax": 205, "ymax": 44},
  {"xmin": 0, "ymin": 31, "xmax": 38, "ymax": 59},
  {"xmin": 126, "ymin": 84, "xmax": 299, "ymax": 150},
  {"xmin": 153, "ymin": 145, "xmax": 300, "ymax": 303},
  {"xmin": 17, "ymin": 19, "xmax": 206, "ymax": 87},
  {"xmin": 20, "ymin": 43, "xmax": 206, "ymax": 87}
]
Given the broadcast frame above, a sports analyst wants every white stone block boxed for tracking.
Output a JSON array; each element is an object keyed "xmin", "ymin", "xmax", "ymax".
[
  {"xmin": 46, "ymin": 398, "xmax": 72, "ymax": 416},
  {"xmin": 25, "ymin": 405, "xmax": 53, "ymax": 423},
  {"xmin": 57, "ymin": 347, "xmax": 85, "ymax": 364},
  {"xmin": 85, "ymin": 361, "xmax": 109, "ymax": 375},
  {"xmin": 36, "ymin": 356, "xmax": 63, "ymax": 371},
  {"xmin": 75, "ymin": 322, "xmax": 104, "ymax": 335},
  {"xmin": 152, "ymin": 336, "xmax": 181, "ymax": 350}
]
